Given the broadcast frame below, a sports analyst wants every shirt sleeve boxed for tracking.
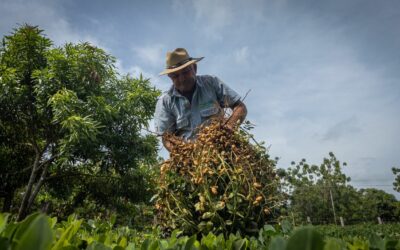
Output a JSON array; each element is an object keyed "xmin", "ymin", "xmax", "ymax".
[
  {"xmin": 210, "ymin": 76, "xmax": 241, "ymax": 108},
  {"xmin": 154, "ymin": 96, "xmax": 175, "ymax": 135}
]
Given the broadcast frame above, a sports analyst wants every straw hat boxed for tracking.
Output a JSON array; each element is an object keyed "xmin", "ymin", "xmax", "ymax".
[{"xmin": 159, "ymin": 48, "xmax": 204, "ymax": 76}]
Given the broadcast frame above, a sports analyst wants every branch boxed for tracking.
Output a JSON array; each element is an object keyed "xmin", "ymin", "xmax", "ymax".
[{"xmin": 27, "ymin": 163, "xmax": 49, "ymax": 209}]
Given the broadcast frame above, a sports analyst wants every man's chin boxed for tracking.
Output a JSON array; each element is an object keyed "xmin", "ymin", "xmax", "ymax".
[{"xmin": 178, "ymin": 85, "xmax": 194, "ymax": 93}]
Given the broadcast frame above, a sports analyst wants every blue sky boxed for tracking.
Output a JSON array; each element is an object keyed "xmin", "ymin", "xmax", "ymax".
[{"xmin": 1, "ymin": 0, "xmax": 399, "ymax": 198}]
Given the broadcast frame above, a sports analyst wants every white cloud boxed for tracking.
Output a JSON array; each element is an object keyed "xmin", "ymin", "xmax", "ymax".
[
  {"xmin": 0, "ymin": 0, "xmax": 109, "ymax": 51},
  {"xmin": 182, "ymin": 0, "xmax": 234, "ymax": 40},
  {"xmin": 234, "ymin": 46, "xmax": 249, "ymax": 64},
  {"xmin": 115, "ymin": 59, "xmax": 170, "ymax": 92},
  {"xmin": 132, "ymin": 44, "xmax": 165, "ymax": 68},
  {"xmin": 192, "ymin": 0, "xmax": 233, "ymax": 27}
]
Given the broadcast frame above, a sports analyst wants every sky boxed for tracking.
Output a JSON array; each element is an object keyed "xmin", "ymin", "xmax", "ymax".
[{"xmin": 1, "ymin": 0, "xmax": 399, "ymax": 198}]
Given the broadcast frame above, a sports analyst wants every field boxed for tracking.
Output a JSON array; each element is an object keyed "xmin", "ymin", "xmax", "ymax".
[{"xmin": 1, "ymin": 213, "xmax": 399, "ymax": 250}]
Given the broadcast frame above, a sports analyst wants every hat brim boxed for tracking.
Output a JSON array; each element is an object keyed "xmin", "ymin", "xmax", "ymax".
[{"xmin": 159, "ymin": 57, "xmax": 204, "ymax": 76}]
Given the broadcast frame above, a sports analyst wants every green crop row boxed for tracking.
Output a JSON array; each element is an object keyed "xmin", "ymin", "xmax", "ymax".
[
  {"xmin": 314, "ymin": 224, "xmax": 400, "ymax": 239},
  {"xmin": 0, "ymin": 213, "xmax": 399, "ymax": 250}
]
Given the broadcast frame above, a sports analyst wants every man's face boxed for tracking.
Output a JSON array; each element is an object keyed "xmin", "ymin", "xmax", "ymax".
[{"xmin": 168, "ymin": 65, "xmax": 196, "ymax": 93}]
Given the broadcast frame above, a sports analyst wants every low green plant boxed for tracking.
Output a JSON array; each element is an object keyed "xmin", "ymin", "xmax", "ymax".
[{"xmin": 1, "ymin": 213, "xmax": 399, "ymax": 249}]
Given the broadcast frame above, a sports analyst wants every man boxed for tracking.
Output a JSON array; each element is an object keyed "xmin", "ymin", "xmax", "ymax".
[{"xmin": 155, "ymin": 48, "xmax": 247, "ymax": 152}]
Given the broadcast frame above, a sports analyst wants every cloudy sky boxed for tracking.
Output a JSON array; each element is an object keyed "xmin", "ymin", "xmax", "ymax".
[{"xmin": 1, "ymin": 0, "xmax": 399, "ymax": 198}]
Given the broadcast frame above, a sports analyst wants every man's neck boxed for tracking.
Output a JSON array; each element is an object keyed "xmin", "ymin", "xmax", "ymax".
[{"xmin": 179, "ymin": 84, "xmax": 196, "ymax": 103}]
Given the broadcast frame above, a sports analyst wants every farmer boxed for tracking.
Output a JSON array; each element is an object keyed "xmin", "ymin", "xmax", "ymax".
[{"xmin": 154, "ymin": 48, "xmax": 247, "ymax": 152}]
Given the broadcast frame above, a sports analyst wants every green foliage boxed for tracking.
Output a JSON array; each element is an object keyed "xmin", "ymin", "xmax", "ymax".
[
  {"xmin": 1, "ymin": 213, "xmax": 54, "ymax": 250},
  {"xmin": 0, "ymin": 25, "xmax": 47, "ymax": 212},
  {"xmin": 1, "ymin": 213, "xmax": 399, "ymax": 250},
  {"xmin": 315, "ymin": 223, "xmax": 400, "ymax": 239},
  {"xmin": 285, "ymin": 227, "xmax": 324, "ymax": 250},
  {"xmin": 0, "ymin": 24, "xmax": 160, "ymax": 218},
  {"xmin": 279, "ymin": 153, "xmax": 400, "ymax": 224},
  {"xmin": 392, "ymin": 168, "xmax": 400, "ymax": 193},
  {"xmin": 357, "ymin": 189, "xmax": 399, "ymax": 223}
]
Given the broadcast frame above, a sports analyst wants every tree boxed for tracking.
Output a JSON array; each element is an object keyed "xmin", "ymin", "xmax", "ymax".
[
  {"xmin": 0, "ymin": 24, "xmax": 160, "ymax": 219},
  {"xmin": 280, "ymin": 153, "xmax": 399, "ymax": 224},
  {"xmin": 281, "ymin": 153, "xmax": 352, "ymax": 224},
  {"xmin": 393, "ymin": 167, "xmax": 400, "ymax": 193},
  {"xmin": 0, "ymin": 25, "xmax": 52, "ymax": 216},
  {"xmin": 358, "ymin": 188, "xmax": 399, "ymax": 223}
]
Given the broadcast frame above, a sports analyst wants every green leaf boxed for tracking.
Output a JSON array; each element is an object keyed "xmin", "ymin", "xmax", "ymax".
[
  {"xmin": 268, "ymin": 236, "xmax": 287, "ymax": 250},
  {"xmin": 141, "ymin": 239, "xmax": 151, "ymax": 250},
  {"xmin": 233, "ymin": 239, "xmax": 246, "ymax": 250},
  {"xmin": 368, "ymin": 234, "xmax": 384, "ymax": 250},
  {"xmin": 198, "ymin": 221, "xmax": 207, "ymax": 231},
  {"xmin": 384, "ymin": 239, "xmax": 399, "ymax": 250},
  {"xmin": 0, "ymin": 237, "xmax": 10, "ymax": 250},
  {"xmin": 324, "ymin": 238, "xmax": 345, "ymax": 250},
  {"xmin": 13, "ymin": 213, "xmax": 42, "ymax": 241},
  {"xmin": 148, "ymin": 240, "xmax": 159, "ymax": 250},
  {"xmin": 126, "ymin": 243, "xmax": 136, "ymax": 250},
  {"xmin": 59, "ymin": 246, "xmax": 79, "ymax": 250},
  {"xmin": 206, "ymin": 221, "xmax": 214, "ymax": 231},
  {"xmin": 2, "ymin": 223, "xmax": 18, "ymax": 239},
  {"xmin": 346, "ymin": 237, "xmax": 369, "ymax": 250},
  {"xmin": 14, "ymin": 214, "xmax": 53, "ymax": 250},
  {"xmin": 202, "ymin": 212, "xmax": 214, "ymax": 220},
  {"xmin": 87, "ymin": 242, "xmax": 112, "ymax": 250},
  {"xmin": 113, "ymin": 246, "xmax": 125, "ymax": 250},
  {"xmin": 51, "ymin": 218, "xmax": 82, "ymax": 250},
  {"xmin": 286, "ymin": 227, "xmax": 324, "ymax": 250},
  {"xmin": 280, "ymin": 220, "xmax": 293, "ymax": 234},
  {"xmin": 184, "ymin": 235, "xmax": 197, "ymax": 250},
  {"xmin": 0, "ymin": 213, "xmax": 10, "ymax": 234},
  {"xmin": 118, "ymin": 236, "xmax": 128, "ymax": 248},
  {"xmin": 261, "ymin": 224, "xmax": 276, "ymax": 237},
  {"xmin": 110, "ymin": 214, "xmax": 117, "ymax": 227},
  {"xmin": 49, "ymin": 217, "xmax": 58, "ymax": 229}
]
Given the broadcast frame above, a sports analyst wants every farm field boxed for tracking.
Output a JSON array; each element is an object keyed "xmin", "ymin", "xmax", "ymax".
[{"xmin": 1, "ymin": 212, "xmax": 399, "ymax": 250}]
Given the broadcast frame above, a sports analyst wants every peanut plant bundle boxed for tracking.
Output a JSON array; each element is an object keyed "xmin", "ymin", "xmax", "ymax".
[{"xmin": 154, "ymin": 119, "xmax": 282, "ymax": 236}]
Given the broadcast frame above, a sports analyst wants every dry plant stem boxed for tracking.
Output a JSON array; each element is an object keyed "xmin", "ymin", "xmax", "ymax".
[{"xmin": 156, "ymin": 118, "xmax": 281, "ymax": 235}]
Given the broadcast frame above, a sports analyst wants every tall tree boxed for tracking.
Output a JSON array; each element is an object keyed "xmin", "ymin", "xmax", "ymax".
[
  {"xmin": 0, "ymin": 25, "xmax": 52, "ymax": 216},
  {"xmin": 0, "ymin": 24, "xmax": 159, "ymax": 219},
  {"xmin": 358, "ymin": 188, "xmax": 399, "ymax": 223},
  {"xmin": 281, "ymin": 153, "xmax": 356, "ymax": 224}
]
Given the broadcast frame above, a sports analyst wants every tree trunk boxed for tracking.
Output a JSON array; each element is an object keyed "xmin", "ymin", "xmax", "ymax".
[
  {"xmin": 26, "ymin": 163, "xmax": 49, "ymax": 210},
  {"xmin": 17, "ymin": 149, "xmax": 41, "ymax": 221}
]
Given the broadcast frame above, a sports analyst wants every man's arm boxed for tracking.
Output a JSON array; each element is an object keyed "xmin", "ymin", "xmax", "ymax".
[
  {"xmin": 226, "ymin": 101, "xmax": 247, "ymax": 130},
  {"xmin": 155, "ymin": 94, "xmax": 178, "ymax": 152},
  {"xmin": 208, "ymin": 76, "xmax": 246, "ymax": 129}
]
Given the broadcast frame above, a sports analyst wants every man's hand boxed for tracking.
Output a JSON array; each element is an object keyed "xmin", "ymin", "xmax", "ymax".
[
  {"xmin": 225, "ymin": 101, "xmax": 247, "ymax": 130},
  {"xmin": 162, "ymin": 134, "xmax": 185, "ymax": 152}
]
